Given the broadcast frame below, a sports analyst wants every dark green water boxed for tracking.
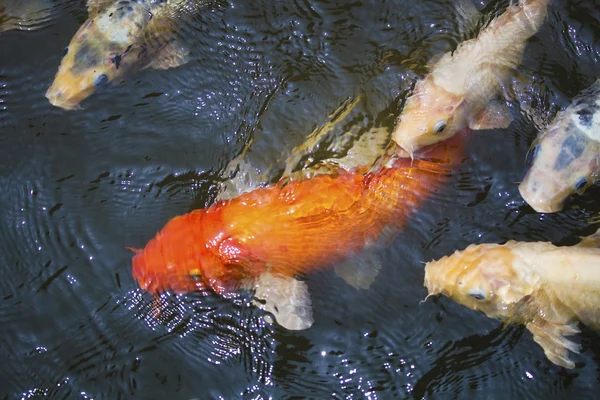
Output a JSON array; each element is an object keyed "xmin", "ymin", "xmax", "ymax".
[{"xmin": 2, "ymin": 0, "xmax": 600, "ymax": 398}]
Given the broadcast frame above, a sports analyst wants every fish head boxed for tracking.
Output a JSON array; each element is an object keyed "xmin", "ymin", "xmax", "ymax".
[
  {"xmin": 131, "ymin": 212, "xmax": 225, "ymax": 295},
  {"xmin": 519, "ymin": 120, "xmax": 600, "ymax": 213},
  {"xmin": 392, "ymin": 75, "xmax": 466, "ymax": 157},
  {"xmin": 46, "ymin": 4, "xmax": 150, "ymax": 110},
  {"xmin": 424, "ymin": 243, "xmax": 527, "ymax": 319}
]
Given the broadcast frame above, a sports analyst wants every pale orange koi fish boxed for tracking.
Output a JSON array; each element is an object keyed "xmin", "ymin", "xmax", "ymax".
[
  {"xmin": 393, "ymin": 0, "xmax": 550, "ymax": 157},
  {"xmin": 425, "ymin": 230, "xmax": 600, "ymax": 368}
]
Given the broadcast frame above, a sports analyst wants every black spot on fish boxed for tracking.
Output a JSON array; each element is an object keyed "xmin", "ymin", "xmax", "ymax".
[
  {"xmin": 62, "ymin": 46, "xmax": 69, "ymax": 57},
  {"xmin": 554, "ymin": 134, "xmax": 586, "ymax": 171},
  {"xmin": 127, "ymin": 6, "xmax": 133, "ymax": 12},
  {"xmin": 112, "ymin": 54, "xmax": 122, "ymax": 69},
  {"xmin": 119, "ymin": 0, "xmax": 129, "ymax": 4},
  {"xmin": 112, "ymin": 44, "xmax": 133, "ymax": 69},
  {"xmin": 109, "ymin": 12, "xmax": 113, "ymax": 17},
  {"xmin": 71, "ymin": 42, "xmax": 100, "ymax": 73}
]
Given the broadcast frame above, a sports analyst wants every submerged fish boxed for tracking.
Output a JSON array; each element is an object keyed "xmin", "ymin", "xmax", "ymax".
[
  {"xmin": 46, "ymin": 0, "xmax": 204, "ymax": 110},
  {"xmin": 519, "ymin": 80, "xmax": 600, "ymax": 213},
  {"xmin": 424, "ymin": 230, "xmax": 600, "ymax": 368},
  {"xmin": 392, "ymin": 0, "xmax": 550, "ymax": 157},
  {"xmin": 131, "ymin": 130, "xmax": 469, "ymax": 330},
  {"xmin": 0, "ymin": 0, "xmax": 55, "ymax": 32}
]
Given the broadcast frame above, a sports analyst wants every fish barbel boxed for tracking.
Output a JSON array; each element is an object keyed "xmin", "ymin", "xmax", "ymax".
[
  {"xmin": 424, "ymin": 230, "xmax": 600, "ymax": 368},
  {"xmin": 392, "ymin": 0, "xmax": 550, "ymax": 157},
  {"xmin": 131, "ymin": 130, "xmax": 468, "ymax": 330},
  {"xmin": 46, "ymin": 0, "xmax": 204, "ymax": 110},
  {"xmin": 519, "ymin": 80, "xmax": 600, "ymax": 213}
]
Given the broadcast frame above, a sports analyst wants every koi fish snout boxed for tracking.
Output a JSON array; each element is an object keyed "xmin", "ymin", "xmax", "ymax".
[{"xmin": 45, "ymin": 86, "xmax": 81, "ymax": 111}]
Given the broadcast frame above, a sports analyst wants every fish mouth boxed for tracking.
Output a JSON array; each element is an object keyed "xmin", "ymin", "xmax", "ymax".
[
  {"xmin": 518, "ymin": 180, "xmax": 564, "ymax": 213},
  {"xmin": 523, "ymin": 198, "xmax": 562, "ymax": 213},
  {"xmin": 45, "ymin": 88, "xmax": 82, "ymax": 111}
]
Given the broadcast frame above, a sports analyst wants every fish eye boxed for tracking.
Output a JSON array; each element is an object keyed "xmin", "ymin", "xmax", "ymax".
[
  {"xmin": 468, "ymin": 290, "xmax": 486, "ymax": 300},
  {"xmin": 575, "ymin": 177, "xmax": 587, "ymax": 190},
  {"xmin": 94, "ymin": 74, "xmax": 109, "ymax": 87},
  {"xmin": 525, "ymin": 144, "xmax": 541, "ymax": 166},
  {"xmin": 62, "ymin": 46, "xmax": 69, "ymax": 57},
  {"xmin": 433, "ymin": 120, "xmax": 447, "ymax": 134}
]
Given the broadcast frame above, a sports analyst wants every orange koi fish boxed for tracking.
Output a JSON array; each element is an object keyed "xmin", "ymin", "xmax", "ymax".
[{"xmin": 132, "ymin": 130, "xmax": 469, "ymax": 330}]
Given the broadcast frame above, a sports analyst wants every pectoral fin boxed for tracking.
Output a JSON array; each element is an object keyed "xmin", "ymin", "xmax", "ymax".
[
  {"xmin": 249, "ymin": 273, "xmax": 314, "ymax": 331},
  {"xmin": 526, "ymin": 320, "xmax": 581, "ymax": 369},
  {"xmin": 514, "ymin": 289, "xmax": 581, "ymax": 368},
  {"xmin": 468, "ymin": 100, "xmax": 513, "ymax": 131},
  {"xmin": 144, "ymin": 39, "xmax": 190, "ymax": 70},
  {"xmin": 334, "ymin": 251, "xmax": 382, "ymax": 290}
]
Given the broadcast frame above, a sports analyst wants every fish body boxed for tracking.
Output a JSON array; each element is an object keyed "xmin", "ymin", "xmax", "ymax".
[
  {"xmin": 46, "ymin": 0, "xmax": 194, "ymax": 110},
  {"xmin": 392, "ymin": 0, "xmax": 550, "ymax": 157},
  {"xmin": 0, "ymin": 0, "xmax": 54, "ymax": 32},
  {"xmin": 424, "ymin": 233, "xmax": 600, "ymax": 368},
  {"xmin": 519, "ymin": 80, "xmax": 600, "ymax": 213},
  {"xmin": 132, "ymin": 131, "xmax": 468, "ymax": 329}
]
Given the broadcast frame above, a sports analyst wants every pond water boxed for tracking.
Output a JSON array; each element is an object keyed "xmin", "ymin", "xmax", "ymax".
[{"xmin": 2, "ymin": 0, "xmax": 600, "ymax": 398}]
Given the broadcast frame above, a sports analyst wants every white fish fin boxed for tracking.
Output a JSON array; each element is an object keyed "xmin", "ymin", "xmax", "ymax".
[
  {"xmin": 514, "ymin": 289, "xmax": 581, "ymax": 368},
  {"xmin": 468, "ymin": 100, "xmax": 513, "ymax": 130},
  {"xmin": 526, "ymin": 320, "xmax": 581, "ymax": 369},
  {"xmin": 144, "ymin": 39, "xmax": 190, "ymax": 70},
  {"xmin": 249, "ymin": 273, "xmax": 314, "ymax": 331},
  {"xmin": 86, "ymin": 0, "xmax": 114, "ymax": 16},
  {"xmin": 334, "ymin": 251, "xmax": 382, "ymax": 290},
  {"xmin": 577, "ymin": 228, "xmax": 600, "ymax": 248}
]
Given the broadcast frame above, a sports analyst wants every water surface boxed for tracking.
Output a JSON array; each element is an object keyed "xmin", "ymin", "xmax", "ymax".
[{"xmin": 2, "ymin": 0, "xmax": 600, "ymax": 398}]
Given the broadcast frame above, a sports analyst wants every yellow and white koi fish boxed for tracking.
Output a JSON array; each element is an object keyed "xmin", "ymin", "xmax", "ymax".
[
  {"xmin": 424, "ymin": 230, "xmax": 600, "ymax": 368},
  {"xmin": 519, "ymin": 80, "xmax": 600, "ymax": 213},
  {"xmin": 46, "ymin": 0, "xmax": 206, "ymax": 110},
  {"xmin": 392, "ymin": 0, "xmax": 550, "ymax": 157}
]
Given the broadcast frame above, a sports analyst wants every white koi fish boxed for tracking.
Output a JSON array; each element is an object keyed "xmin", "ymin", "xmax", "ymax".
[
  {"xmin": 424, "ymin": 230, "xmax": 600, "ymax": 368},
  {"xmin": 393, "ymin": 0, "xmax": 550, "ymax": 157},
  {"xmin": 519, "ymin": 80, "xmax": 600, "ymax": 213}
]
